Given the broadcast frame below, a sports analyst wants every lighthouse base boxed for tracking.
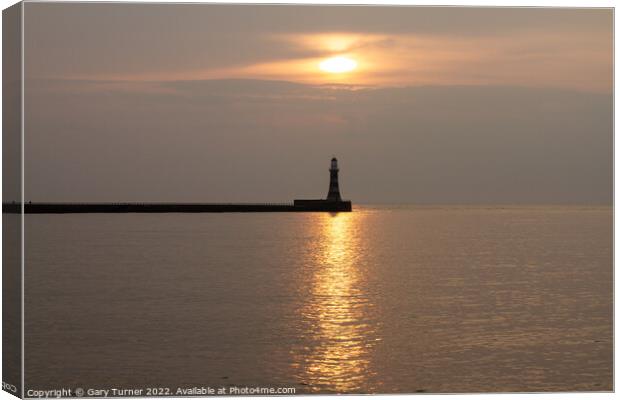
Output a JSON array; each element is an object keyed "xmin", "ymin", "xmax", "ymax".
[{"xmin": 293, "ymin": 199, "xmax": 352, "ymax": 212}]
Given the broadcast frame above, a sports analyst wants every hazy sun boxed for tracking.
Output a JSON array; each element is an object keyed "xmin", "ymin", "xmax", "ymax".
[{"xmin": 319, "ymin": 56, "xmax": 358, "ymax": 74}]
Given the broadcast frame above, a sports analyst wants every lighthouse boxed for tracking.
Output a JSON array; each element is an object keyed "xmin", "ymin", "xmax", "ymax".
[
  {"xmin": 326, "ymin": 157, "xmax": 342, "ymax": 202},
  {"xmin": 292, "ymin": 157, "xmax": 351, "ymax": 211}
]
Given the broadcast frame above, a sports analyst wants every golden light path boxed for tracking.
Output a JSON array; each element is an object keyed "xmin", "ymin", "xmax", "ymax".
[
  {"xmin": 319, "ymin": 56, "xmax": 358, "ymax": 74},
  {"xmin": 294, "ymin": 212, "xmax": 379, "ymax": 393}
]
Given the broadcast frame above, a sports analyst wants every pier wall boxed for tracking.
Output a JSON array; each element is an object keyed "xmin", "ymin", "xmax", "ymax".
[{"xmin": 3, "ymin": 201, "xmax": 352, "ymax": 214}]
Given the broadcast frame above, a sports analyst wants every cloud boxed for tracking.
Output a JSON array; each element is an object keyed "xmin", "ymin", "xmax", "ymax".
[{"xmin": 25, "ymin": 4, "xmax": 612, "ymax": 92}]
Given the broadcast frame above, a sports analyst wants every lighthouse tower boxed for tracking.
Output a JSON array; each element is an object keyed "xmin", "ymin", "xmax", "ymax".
[
  {"xmin": 326, "ymin": 157, "xmax": 343, "ymax": 202},
  {"xmin": 293, "ymin": 157, "xmax": 351, "ymax": 211}
]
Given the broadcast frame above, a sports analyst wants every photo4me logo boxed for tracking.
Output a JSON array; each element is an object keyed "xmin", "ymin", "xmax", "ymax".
[{"xmin": 228, "ymin": 386, "xmax": 296, "ymax": 395}]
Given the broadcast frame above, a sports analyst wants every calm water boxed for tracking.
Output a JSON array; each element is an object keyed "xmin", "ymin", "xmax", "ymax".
[{"xmin": 24, "ymin": 206, "xmax": 612, "ymax": 394}]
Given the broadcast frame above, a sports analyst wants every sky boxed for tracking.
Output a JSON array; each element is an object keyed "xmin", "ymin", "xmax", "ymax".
[{"xmin": 23, "ymin": 3, "xmax": 612, "ymax": 204}]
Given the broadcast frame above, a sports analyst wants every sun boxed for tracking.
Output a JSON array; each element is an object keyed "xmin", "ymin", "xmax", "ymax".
[{"xmin": 319, "ymin": 56, "xmax": 358, "ymax": 74}]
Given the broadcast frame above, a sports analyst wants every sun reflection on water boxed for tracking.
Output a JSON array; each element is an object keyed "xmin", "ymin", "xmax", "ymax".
[{"xmin": 294, "ymin": 212, "xmax": 378, "ymax": 393}]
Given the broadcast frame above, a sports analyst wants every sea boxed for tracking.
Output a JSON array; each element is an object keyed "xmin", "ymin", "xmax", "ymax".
[{"xmin": 23, "ymin": 205, "xmax": 613, "ymax": 394}]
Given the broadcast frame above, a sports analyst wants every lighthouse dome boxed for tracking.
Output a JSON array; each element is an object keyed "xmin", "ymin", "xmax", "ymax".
[{"xmin": 330, "ymin": 157, "xmax": 338, "ymax": 169}]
